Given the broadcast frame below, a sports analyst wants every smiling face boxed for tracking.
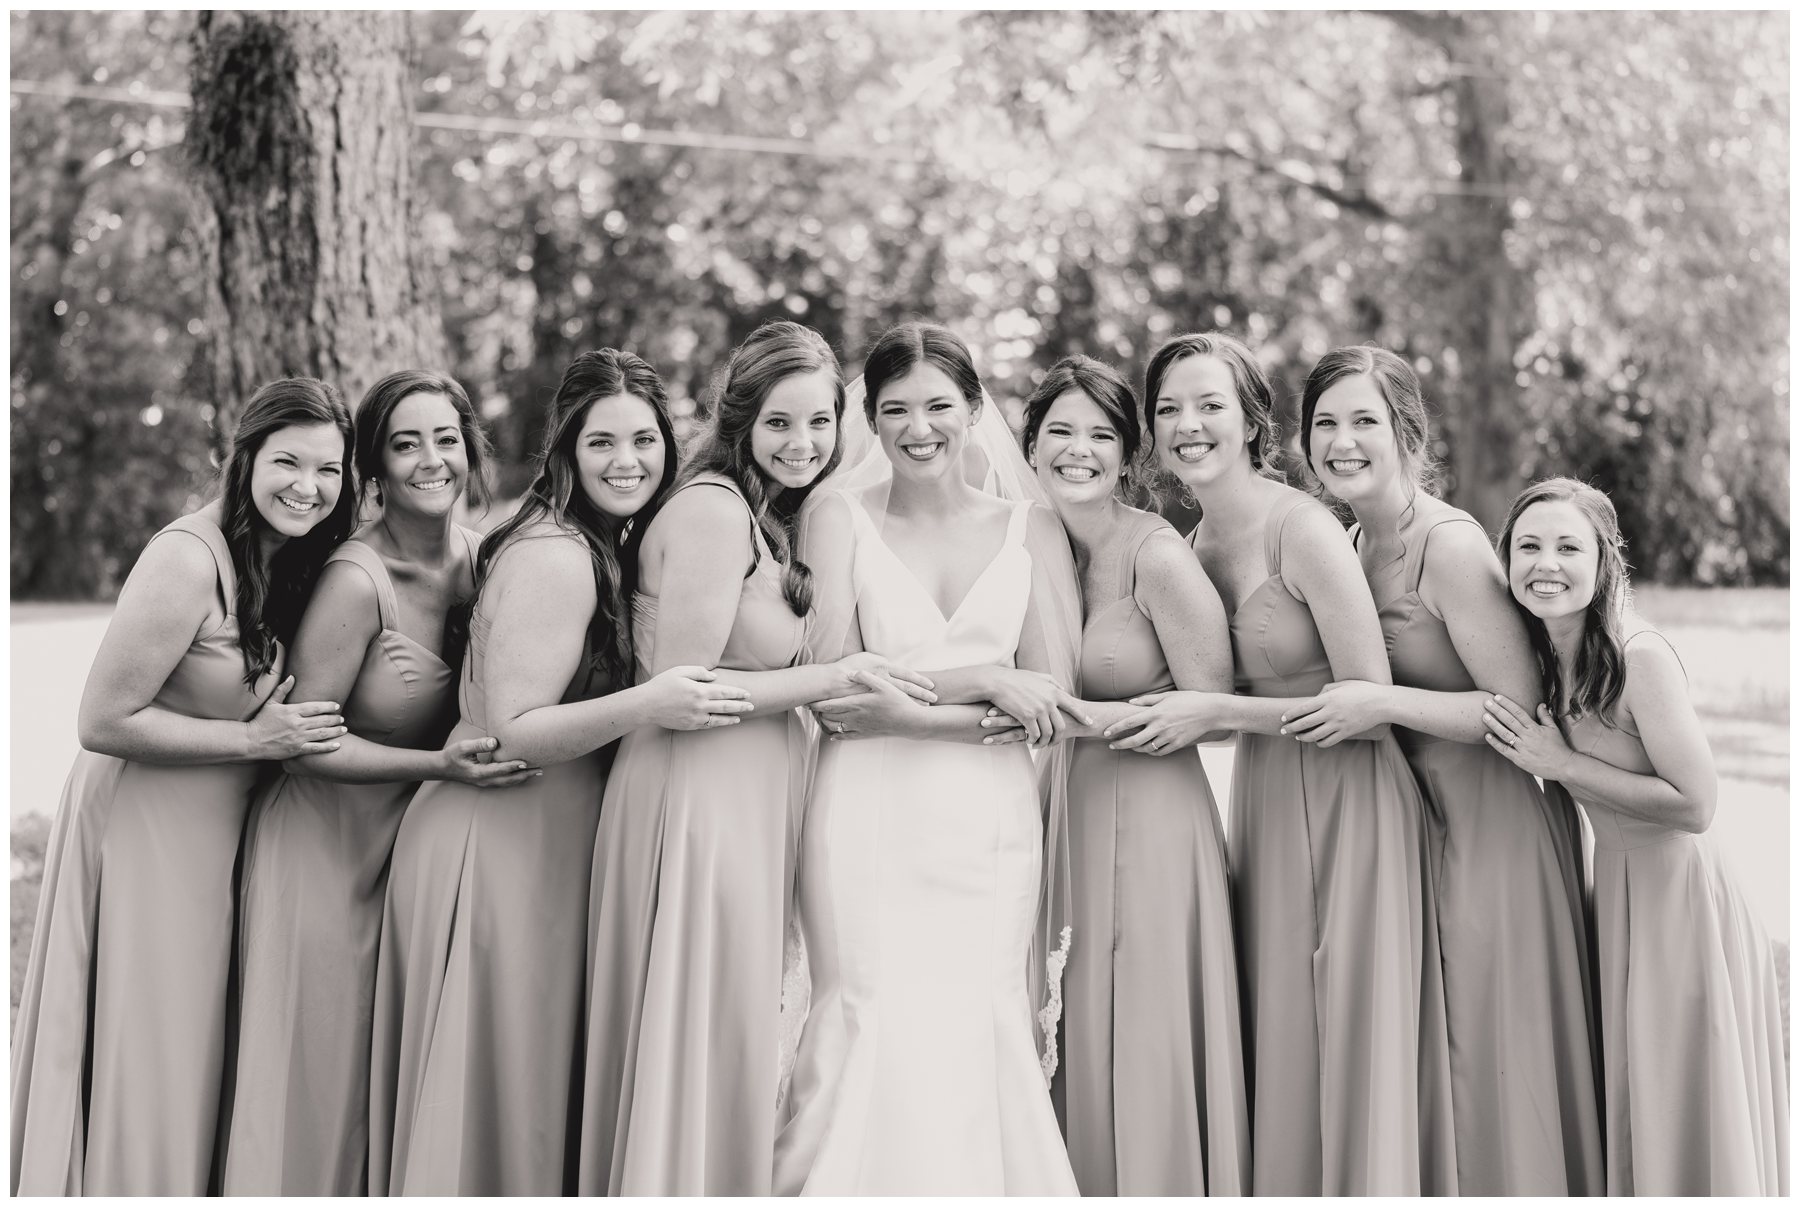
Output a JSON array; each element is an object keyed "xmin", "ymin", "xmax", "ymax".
[
  {"xmin": 1034, "ymin": 389, "xmax": 1124, "ymax": 507},
  {"xmin": 575, "ymin": 393, "xmax": 667, "ymax": 518},
  {"xmin": 379, "ymin": 391, "xmax": 469, "ymax": 519},
  {"xmin": 1307, "ymin": 372, "xmax": 1403, "ymax": 506},
  {"xmin": 1150, "ymin": 354, "xmax": 1249, "ymax": 490},
  {"xmin": 1506, "ymin": 499, "xmax": 1601, "ymax": 623},
  {"xmin": 751, "ymin": 367, "xmax": 838, "ymax": 490},
  {"xmin": 873, "ymin": 362, "xmax": 975, "ymax": 482},
  {"xmin": 251, "ymin": 422, "xmax": 346, "ymax": 539}
]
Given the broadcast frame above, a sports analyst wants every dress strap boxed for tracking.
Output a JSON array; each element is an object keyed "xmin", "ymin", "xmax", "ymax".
[
  {"xmin": 1115, "ymin": 513, "xmax": 1172, "ymax": 600},
  {"xmin": 457, "ymin": 523, "xmax": 482, "ymax": 565},
  {"xmin": 1262, "ymin": 492, "xmax": 1312, "ymax": 579},
  {"xmin": 156, "ymin": 511, "xmax": 238, "ymax": 616},
  {"xmin": 1404, "ymin": 508, "xmax": 1488, "ymax": 595},
  {"xmin": 674, "ymin": 472, "xmax": 766, "ymax": 577},
  {"xmin": 1623, "ymin": 626, "xmax": 1688, "ymax": 682},
  {"xmin": 326, "ymin": 540, "xmax": 400, "ymax": 632}
]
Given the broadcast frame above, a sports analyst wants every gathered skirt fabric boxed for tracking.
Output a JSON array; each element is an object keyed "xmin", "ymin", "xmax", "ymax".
[
  {"xmin": 11, "ymin": 751, "xmax": 262, "ymax": 1195},
  {"xmin": 1590, "ymin": 821, "xmax": 1788, "ymax": 1195},
  {"xmin": 219, "ymin": 770, "xmax": 414, "ymax": 1194},
  {"xmin": 1230, "ymin": 729, "xmax": 1456, "ymax": 1196},
  {"xmin": 579, "ymin": 711, "xmax": 806, "ymax": 1195},
  {"xmin": 1406, "ymin": 737, "xmax": 1605, "ymax": 1194},
  {"xmin": 367, "ymin": 720, "xmax": 606, "ymax": 1196},
  {"xmin": 1054, "ymin": 738, "xmax": 1249, "ymax": 1195}
]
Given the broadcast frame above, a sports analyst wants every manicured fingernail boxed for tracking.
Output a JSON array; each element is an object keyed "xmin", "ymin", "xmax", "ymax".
[{"xmin": 1278, "ymin": 727, "xmax": 1287, "ymax": 735}]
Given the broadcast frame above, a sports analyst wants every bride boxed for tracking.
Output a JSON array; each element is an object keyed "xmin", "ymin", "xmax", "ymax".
[{"xmin": 773, "ymin": 323, "xmax": 1083, "ymax": 1195}]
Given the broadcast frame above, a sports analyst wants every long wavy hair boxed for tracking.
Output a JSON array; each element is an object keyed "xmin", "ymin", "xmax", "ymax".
[
  {"xmin": 477, "ymin": 349, "xmax": 677, "ymax": 687},
  {"xmin": 1497, "ymin": 476, "xmax": 1633, "ymax": 722},
  {"xmin": 353, "ymin": 369, "xmax": 495, "ymax": 516},
  {"xmin": 1142, "ymin": 331, "xmax": 1282, "ymax": 479},
  {"xmin": 859, "ymin": 321, "xmax": 984, "ymax": 424},
  {"xmin": 219, "ymin": 377, "xmax": 357, "ymax": 685},
  {"xmin": 675, "ymin": 320, "xmax": 845, "ymax": 617},
  {"xmin": 1021, "ymin": 354, "xmax": 1154, "ymax": 505}
]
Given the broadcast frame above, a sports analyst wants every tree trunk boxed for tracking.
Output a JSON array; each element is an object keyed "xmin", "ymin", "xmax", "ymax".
[
  {"xmin": 1387, "ymin": 12, "xmax": 1527, "ymax": 531},
  {"xmin": 187, "ymin": 11, "xmax": 445, "ymax": 443}
]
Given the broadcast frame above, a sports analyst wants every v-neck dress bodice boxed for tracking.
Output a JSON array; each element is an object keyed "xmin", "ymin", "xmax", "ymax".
[
  {"xmin": 225, "ymin": 532, "xmax": 474, "ymax": 1194},
  {"xmin": 581, "ymin": 474, "xmax": 811, "ymax": 1195},
  {"xmin": 846, "ymin": 494, "xmax": 1034, "ymax": 672},
  {"xmin": 1055, "ymin": 513, "xmax": 1248, "ymax": 1195},
  {"xmin": 1556, "ymin": 635, "xmax": 1787, "ymax": 1194},
  {"xmin": 1195, "ymin": 490, "xmax": 1456, "ymax": 1195},
  {"xmin": 776, "ymin": 494, "xmax": 1077, "ymax": 1195},
  {"xmin": 1359, "ymin": 508, "xmax": 1603, "ymax": 1194},
  {"xmin": 13, "ymin": 510, "xmax": 284, "ymax": 1195}
]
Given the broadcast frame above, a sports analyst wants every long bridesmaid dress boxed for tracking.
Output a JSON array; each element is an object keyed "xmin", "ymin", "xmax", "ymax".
[
  {"xmin": 1054, "ymin": 513, "xmax": 1249, "ymax": 1195},
  {"xmin": 1211, "ymin": 492, "xmax": 1456, "ymax": 1196},
  {"xmin": 1371, "ymin": 507, "xmax": 1604, "ymax": 1194},
  {"xmin": 367, "ymin": 525, "xmax": 612, "ymax": 1195},
  {"xmin": 220, "ymin": 532, "xmax": 473, "ymax": 1193},
  {"xmin": 1560, "ymin": 631, "xmax": 1788, "ymax": 1195},
  {"xmin": 12, "ymin": 511, "xmax": 284, "ymax": 1195},
  {"xmin": 579, "ymin": 473, "xmax": 809, "ymax": 1195}
]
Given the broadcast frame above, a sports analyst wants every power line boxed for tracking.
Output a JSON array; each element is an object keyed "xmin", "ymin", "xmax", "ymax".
[
  {"xmin": 12, "ymin": 77, "xmax": 1780, "ymax": 215},
  {"xmin": 11, "ymin": 78, "xmax": 925, "ymax": 164}
]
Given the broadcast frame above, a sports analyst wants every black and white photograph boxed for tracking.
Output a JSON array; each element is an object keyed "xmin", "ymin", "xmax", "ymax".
[{"xmin": 8, "ymin": 8, "xmax": 1790, "ymax": 1197}]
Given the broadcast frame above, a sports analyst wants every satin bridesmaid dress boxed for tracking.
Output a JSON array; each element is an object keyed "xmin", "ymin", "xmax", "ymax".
[
  {"xmin": 1055, "ymin": 513, "xmax": 1248, "ymax": 1195},
  {"xmin": 1371, "ymin": 506, "xmax": 1604, "ymax": 1194},
  {"xmin": 367, "ymin": 525, "xmax": 613, "ymax": 1196},
  {"xmin": 775, "ymin": 496, "xmax": 1077, "ymax": 1196},
  {"xmin": 1560, "ymin": 630, "xmax": 1788, "ymax": 1196},
  {"xmin": 580, "ymin": 474, "xmax": 810, "ymax": 1195},
  {"xmin": 12, "ymin": 511, "xmax": 285, "ymax": 1195},
  {"xmin": 220, "ymin": 532, "xmax": 474, "ymax": 1193},
  {"xmin": 1209, "ymin": 491, "xmax": 1455, "ymax": 1195}
]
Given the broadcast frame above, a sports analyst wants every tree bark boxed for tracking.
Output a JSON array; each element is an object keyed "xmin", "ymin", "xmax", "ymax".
[
  {"xmin": 187, "ymin": 11, "xmax": 445, "ymax": 442},
  {"xmin": 1383, "ymin": 11, "xmax": 1527, "ymax": 531}
]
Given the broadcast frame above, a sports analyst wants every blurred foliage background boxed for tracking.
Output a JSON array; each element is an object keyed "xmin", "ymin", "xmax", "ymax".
[{"xmin": 10, "ymin": 9, "xmax": 1789, "ymax": 600}]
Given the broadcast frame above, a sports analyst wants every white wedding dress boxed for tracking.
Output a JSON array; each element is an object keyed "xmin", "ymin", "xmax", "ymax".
[{"xmin": 773, "ymin": 495, "xmax": 1078, "ymax": 1196}]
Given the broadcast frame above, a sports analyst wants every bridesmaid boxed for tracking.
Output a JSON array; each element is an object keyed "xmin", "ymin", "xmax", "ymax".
[
  {"xmin": 221, "ymin": 371, "xmax": 537, "ymax": 1194},
  {"xmin": 367, "ymin": 350, "xmax": 752, "ymax": 1195},
  {"xmin": 12, "ymin": 378, "xmax": 354, "ymax": 1194},
  {"xmin": 1484, "ymin": 477, "xmax": 1788, "ymax": 1195},
  {"xmin": 580, "ymin": 320, "xmax": 931, "ymax": 1195},
  {"xmin": 1277, "ymin": 347, "xmax": 1603, "ymax": 1194},
  {"xmin": 1101, "ymin": 332, "xmax": 1455, "ymax": 1195},
  {"xmin": 1022, "ymin": 355, "xmax": 1249, "ymax": 1195}
]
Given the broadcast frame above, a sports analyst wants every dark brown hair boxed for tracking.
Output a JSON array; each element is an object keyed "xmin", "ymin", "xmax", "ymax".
[
  {"xmin": 219, "ymin": 377, "xmax": 357, "ymax": 685},
  {"xmin": 1497, "ymin": 476, "xmax": 1632, "ymax": 722},
  {"xmin": 477, "ymin": 349, "xmax": 677, "ymax": 687}
]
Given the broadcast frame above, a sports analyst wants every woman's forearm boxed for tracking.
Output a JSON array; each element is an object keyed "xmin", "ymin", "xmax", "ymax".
[
  {"xmin": 918, "ymin": 665, "xmax": 995, "ymax": 707},
  {"xmin": 1244, "ymin": 692, "xmax": 1389, "ymax": 742},
  {"xmin": 1552, "ymin": 751, "xmax": 1715, "ymax": 834},
  {"xmin": 285, "ymin": 733, "xmax": 447, "ymax": 785},
  {"xmin": 1373, "ymin": 685, "xmax": 1492, "ymax": 745},
  {"xmin": 903, "ymin": 702, "xmax": 1005, "ymax": 746},
  {"xmin": 490, "ymin": 686, "xmax": 660, "ymax": 767},
  {"xmin": 710, "ymin": 664, "xmax": 840, "ymax": 714},
  {"xmin": 82, "ymin": 705, "xmax": 257, "ymax": 766}
]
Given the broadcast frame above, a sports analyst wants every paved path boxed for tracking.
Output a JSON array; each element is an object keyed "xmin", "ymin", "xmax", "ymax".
[{"xmin": 12, "ymin": 607, "xmax": 1788, "ymax": 941}]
